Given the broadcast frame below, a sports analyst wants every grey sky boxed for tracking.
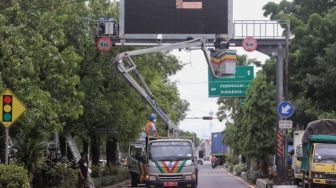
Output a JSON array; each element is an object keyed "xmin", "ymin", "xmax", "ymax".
[{"xmin": 169, "ymin": 0, "xmax": 281, "ymax": 139}]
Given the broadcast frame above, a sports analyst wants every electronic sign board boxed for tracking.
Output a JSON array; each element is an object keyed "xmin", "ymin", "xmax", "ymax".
[{"xmin": 119, "ymin": 0, "xmax": 233, "ymax": 41}]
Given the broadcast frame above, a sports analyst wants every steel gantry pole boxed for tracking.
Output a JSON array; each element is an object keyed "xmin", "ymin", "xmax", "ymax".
[{"xmin": 276, "ymin": 44, "xmax": 285, "ymax": 184}]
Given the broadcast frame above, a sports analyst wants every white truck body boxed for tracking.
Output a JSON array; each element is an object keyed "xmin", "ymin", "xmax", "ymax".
[{"xmin": 292, "ymin": 130, "xmax": 304, "ymax": 183}]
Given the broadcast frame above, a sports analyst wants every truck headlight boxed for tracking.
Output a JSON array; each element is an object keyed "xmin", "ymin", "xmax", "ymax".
[
  {"xmin": 313, "ymin": 173, "xmax": 325, "ymax": 179},
  {"xmin": 192, "ymin": 172, "xmax": 197, "ymax": 180},
  {"xmin": 149, "ymin": 176, "xmax": 156, "ymax": 181},
  {"xmin": 185, "ymin": 175, "xmax": 192, "ymax": 180}
]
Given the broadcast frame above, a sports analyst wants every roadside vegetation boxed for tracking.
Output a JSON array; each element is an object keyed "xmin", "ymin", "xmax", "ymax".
[
  {"xmin": 218, "ymin": 0, "xmax": 336, "ymax": 180},
  {"xmin": 0, "ymin": 0, "xmax": 191, "ymax": 187}
]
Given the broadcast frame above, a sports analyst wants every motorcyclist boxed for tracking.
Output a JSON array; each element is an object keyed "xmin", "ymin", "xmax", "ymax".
[{"xmin": 211, "ymin": 154, "xmax": 217, "ymax": 168}]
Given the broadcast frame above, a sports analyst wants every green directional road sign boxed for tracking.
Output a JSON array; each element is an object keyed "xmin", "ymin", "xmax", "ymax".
[
  {"xmin": 208, "ymin": 66, "xmax": 254, "ymax": 97},
  {"xmin": 209, "ymin": 81, "xmax": 251, "ymax": 97},
  {"xmin": 208, "ymin": 66, "xmax": 254, "ymax": 81}
]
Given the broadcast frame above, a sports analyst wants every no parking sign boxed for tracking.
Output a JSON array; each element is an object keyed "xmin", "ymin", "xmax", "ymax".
[
  {"xmin": 96, "ymin": 36, "xmax": 112, "ymax": 52},
  {"xmin": 242, "ymin": 36, "xmax": 258, "ymax": 52}
]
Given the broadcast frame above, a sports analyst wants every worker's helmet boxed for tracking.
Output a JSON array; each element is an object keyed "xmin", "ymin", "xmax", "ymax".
[{"xmin": 148, "ymin": 113, "xmax": 156, "ymax": 121}]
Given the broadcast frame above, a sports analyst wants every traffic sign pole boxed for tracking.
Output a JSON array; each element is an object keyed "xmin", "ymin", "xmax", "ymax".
[
  {"xmin": 277, "ymin": 101, "xmax": 294, "ymax": 184},
  {"xmin": 275, "ymin": 44, "xmax": 285, "ymax": 184},
  {"xmin": 0, "ymin": 89, "xmax": 27, "ymax": 165},
  {"xmin": 5, "ymin": 127, "xmax": 9, "ymax": 164}
]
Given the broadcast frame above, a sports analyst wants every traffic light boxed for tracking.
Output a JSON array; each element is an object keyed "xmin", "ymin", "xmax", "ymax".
[
  {"xmin": 202, "ymin": 116, "xmax": 213, "ymax": 120},
  {"xmin": 2, "ymin": 95, "xmax": 12, "ymax": 122}
]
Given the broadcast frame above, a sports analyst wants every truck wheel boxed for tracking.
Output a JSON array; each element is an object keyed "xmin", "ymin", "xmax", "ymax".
[
  {"xmin": 308, "ymin": 182, "xmax": 315, "ymax": 188},
  {"xmin": 131, "ymin": 174, "xmax": 138, "ymax": 187},
  {"xmin": 294, "ymin": 179, "xmax": 300, "ymax": 186}
]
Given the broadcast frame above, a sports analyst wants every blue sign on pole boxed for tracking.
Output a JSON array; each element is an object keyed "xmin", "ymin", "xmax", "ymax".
[{"xmin": 277, "ymin": 101, "xmax": 294, "ymax": 118}]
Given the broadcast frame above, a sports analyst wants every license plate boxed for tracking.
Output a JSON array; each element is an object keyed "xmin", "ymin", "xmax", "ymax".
[{"xmin": 163, "ymin": 181, "xmax": 178, "ymax": 187}]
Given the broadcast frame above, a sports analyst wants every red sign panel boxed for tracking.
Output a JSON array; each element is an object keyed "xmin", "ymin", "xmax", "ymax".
[
  {"xmin": 96, "ymin": 36, "xmax": 112, "ymax": 52},
  {"xmin": 242, "ymin": 36, "xmax": 258, "ymax": 52}
]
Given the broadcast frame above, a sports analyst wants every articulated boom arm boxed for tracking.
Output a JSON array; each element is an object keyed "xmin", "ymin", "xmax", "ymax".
[{"xmin": 113, "ymin": 38, "xmax": 214, "ymax": 134}]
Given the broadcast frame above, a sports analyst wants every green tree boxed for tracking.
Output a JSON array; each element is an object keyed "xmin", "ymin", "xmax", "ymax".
[
  {"xmin": 178, "ymin": 130, "xmax": 200, "ymax": 146},
  {"xmin": 237, "ymin": 73, "xmax": 276, "ymax": 161},
  {"xmin": 0, "ymin": 0, "xmax": 189, "ymax": 176},
  {"xmin": 263, "ymin": 1, "xmax": 336, "ymax": 128}
]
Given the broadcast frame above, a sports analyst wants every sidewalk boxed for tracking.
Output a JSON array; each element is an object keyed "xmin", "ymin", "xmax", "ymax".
[{"xmin": 223, "ymin": 167, "xmax": 256, "ymax": 188}]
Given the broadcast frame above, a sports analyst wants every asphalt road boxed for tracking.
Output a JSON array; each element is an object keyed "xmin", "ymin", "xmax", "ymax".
[
  {"xmin": 113, "ymin": 161, "xmax": 253, "ymax": 188},
  {"xmin": 197, "ymin": 161, "xmax": 251, "ymax": 188}
]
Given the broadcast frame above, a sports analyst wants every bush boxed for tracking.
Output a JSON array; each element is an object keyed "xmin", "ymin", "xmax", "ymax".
[
  {"xmin": 229, "ymin": 165, "xmax": 234, "ymax": 172},
  {"xmin": 225, "ymin": 153, "xmax": 239, "ymax": 165},
  {"xmin": 0, "ymin": 164, "xmax": 30, "ymax": 188},
  {"xmin": 246, "ymin": 169, "xmax": 264, "ymax": 183},
  {"xmin": 117, "ymin": 168, "xmax": 129, "ymax": 181},
  {"xmin": 91, "ymin": 165, "xmax": 100, "ymax": 177},
  {"xmin": 44, "ymin": 162, "xmax": 78, "ymax": 187},
  {"xmin": 101, "ymin": 165, "xmax": 119, "ymax": 176},
  {"xmin": 224, "ymin": 162, "xmax": 231, "ymax": 169},
  {"xmin": 93, "ymin": 168, "xmax": 129, "ymax": 187},
  {"xmin": 233, "ymin": 164, "xmax": 247, "ymax": 176}
]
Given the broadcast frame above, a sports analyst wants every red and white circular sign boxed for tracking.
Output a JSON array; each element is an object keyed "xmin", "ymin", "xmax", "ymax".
[
  {"xmin": 96, "ymin": 36, "xmax": 112, "ymax": 52},
  {"xmin": 242, "ymin": 36, "xmax": 258, "ymax": 52}
]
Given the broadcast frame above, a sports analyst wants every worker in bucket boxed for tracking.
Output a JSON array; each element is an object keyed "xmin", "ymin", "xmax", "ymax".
[{"xmin": 144, "ymin": 113, "xmax": 159, "ymax": 151}]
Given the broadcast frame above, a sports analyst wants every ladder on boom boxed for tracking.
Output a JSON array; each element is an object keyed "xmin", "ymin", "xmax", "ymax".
[
  {"xmin": 114, "ymin": 38, "xmax": 215, "ymax": 137},
  {"xmin": 66, "ymin": 133, "xmax": 95, "ymax": 188}
]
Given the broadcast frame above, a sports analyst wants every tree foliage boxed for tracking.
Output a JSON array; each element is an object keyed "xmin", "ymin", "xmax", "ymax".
[
  {"xmin": 220, "ymin": 0, "xmax": 336, "ymax": 172},
  {"xmin": 263, "ymin": 0, "xmax": 336, "ymax": 127},
  {"xmin": 178, "ymin": 130, "xmax": 200, "ymax": 146},
  {"xmin": 236, "ymin": 73, "xmax": 276, "ymax": 159}
]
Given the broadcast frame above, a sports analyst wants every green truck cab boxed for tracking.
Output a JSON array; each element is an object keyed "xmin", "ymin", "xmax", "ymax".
[{"xmin": 300, "ymin": 119, "xmax": 336, "ymax": 188}]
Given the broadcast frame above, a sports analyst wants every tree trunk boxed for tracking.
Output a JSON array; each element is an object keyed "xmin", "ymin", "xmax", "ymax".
[
  {"xmin": 59, "ymin": 134, "xmax": 72, "ymax": 159},
  {"xmin": 90, "ymin": 134, "xmax": 100, "ymax": 165},
  {"xmin": 83, "ymin": 140, "xmax": 88, "ymax": 154},
  {"xmin": 106, "ymin": 136, "xmax": 117, "ymax": 166}
]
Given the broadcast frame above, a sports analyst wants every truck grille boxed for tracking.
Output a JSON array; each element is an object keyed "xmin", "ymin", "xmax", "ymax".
[
  {"xmin": 158, "ymin": 174, "xmax": 183, "ymax": 181},
  {"xmin": 325, "ymin": 173, "xmax": 336, "ymax": 179}
]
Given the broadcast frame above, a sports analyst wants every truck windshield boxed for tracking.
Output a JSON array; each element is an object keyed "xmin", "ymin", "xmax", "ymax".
[
  {"xmin": 149, "ymin": 141, "xmax": 193, "ymax": 161},
  {"xmin": 314, "ymin": 143, "xmax": 336, "ymax": 163}
]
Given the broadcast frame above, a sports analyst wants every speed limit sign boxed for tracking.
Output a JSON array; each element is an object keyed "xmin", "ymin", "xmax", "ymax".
[{"xmin": 242, "ymin": 37, "xmax": 258, "ymax": 52}]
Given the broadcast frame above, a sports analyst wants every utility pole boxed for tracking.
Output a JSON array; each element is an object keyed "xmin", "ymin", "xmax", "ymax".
[
  {"xmin": 283, "ymin": 28, "xmax": 290, "ymax": 183},
  {"xmin": 209, "ymin": 111, "xmax": 214, "ymax": 137},
  {"xmin": 276, "ymin": 44, "xmax": 285, "ymax": 184}
]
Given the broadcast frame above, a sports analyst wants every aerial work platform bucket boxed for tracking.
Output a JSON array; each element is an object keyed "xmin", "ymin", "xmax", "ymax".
[{"xmin": 210, "ymin": 49, "xmax": 237, "ymax": 76}]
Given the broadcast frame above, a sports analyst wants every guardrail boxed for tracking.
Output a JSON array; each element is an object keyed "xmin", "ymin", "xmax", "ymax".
[{"xmin": 233, "ymin": 20, "xmax": 290, "ymax": 39}]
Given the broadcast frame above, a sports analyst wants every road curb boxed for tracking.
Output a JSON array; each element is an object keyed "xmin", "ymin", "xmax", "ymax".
[{"xmin": 223, "ymin": 168, "xmax": 256, "ymax": 188}]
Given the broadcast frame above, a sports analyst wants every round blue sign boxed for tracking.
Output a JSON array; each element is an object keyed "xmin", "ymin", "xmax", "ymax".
[{"xmin": 277, "ymin": 101, "xmax": 295, "ymax": 119}]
